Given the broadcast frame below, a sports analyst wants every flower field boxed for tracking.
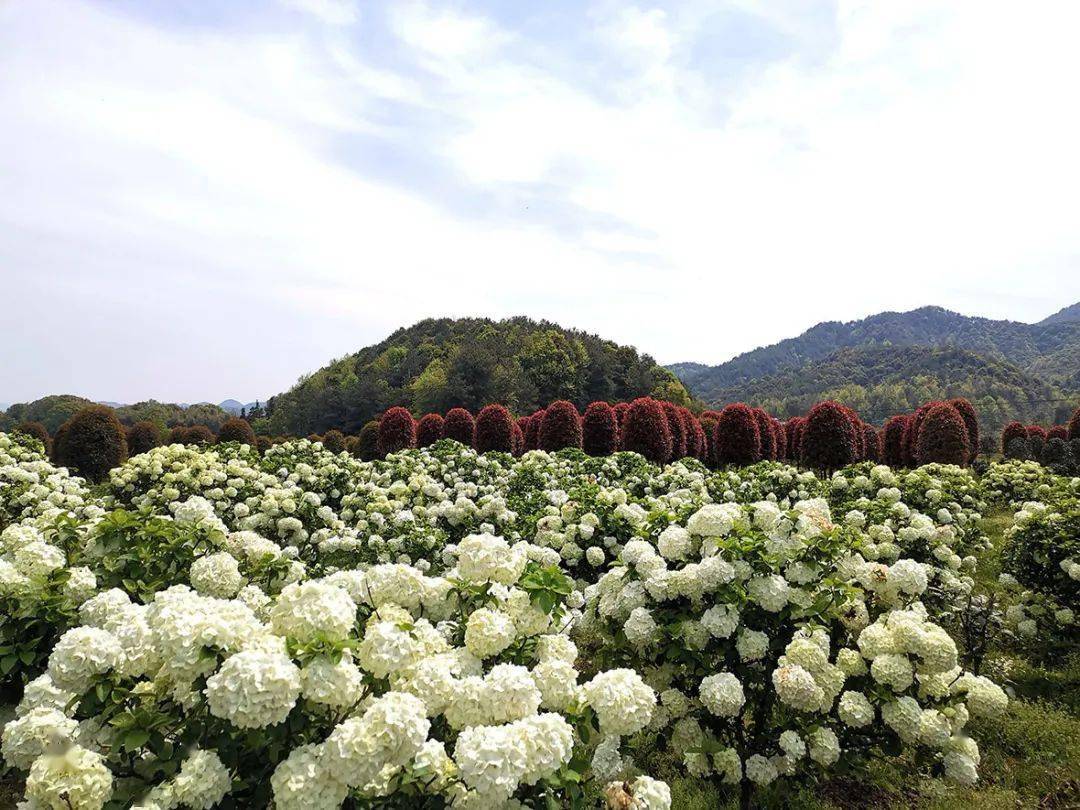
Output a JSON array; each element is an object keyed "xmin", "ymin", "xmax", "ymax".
[{"xmin": 0, "ymin": 426, "xmax": 1078, "ymax": 809}]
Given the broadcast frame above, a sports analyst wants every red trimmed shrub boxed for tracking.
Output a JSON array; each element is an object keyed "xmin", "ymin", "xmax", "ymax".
[
  {"xmin": 167, "ymin": 426, "xmax": 190, "ymax": 445},
  {"xmin": 15, "ymin": 421, "xmax": 50, "ymax": 451},
  {"xmin": 621, "ymin": 397, "xmax": 672, "ymax": 464},
  {"xmin": 902, "ymin": 403, "xmax": 935, "ymax": 466},
  {"xmin": 1069, "ymin": 407, "xmax": 1080, "ymax": 440},
  {"xmin": 218, "ymin": 418, "xmax": 256, "ymax": 446},
  {"xmin": 771, "ymin": 418, "xmax": 787, "ymax": 461},
  {"xmin": 688, "ymin": 412, "xmax": 708, "ymax": 462},
  {"xmin": 948, "ymin": 398, "xmax": 979, "ymax": 462},
  {"xmin": 322, "ymin": 429, "xmax": 347, "ymax": 454},
  {"xmin": 443, "ymin": 408, "xmax": 475, "ymax": 446},
  {"xmin": 882, "ymin": 415, "xmax": 909, "ymax": 467},
  {"xmin": 613, "ymin": 402, "xmax": 631, "ymax": 430},
  {"xmin": 57, "ymin": 405, "xmax": 127, "ymax": 482},
  {"xmin": 751, "ymin": 408, "xmax": 775, "ymax": 461},
  {"xmin": 307, "ymin": 434, "xmax": 323, "ymax": 443},
  {"xmin": 916, "ymin": 403, "xmax": 970, "ymax": 465},
  {"xmin": 186, "ymin": 425, "xmax": 215, "ymax": 446},
  {"xmin": 582, "ymin": 401, "xmax": 619, "ymax": 457},
  {"xmin": 862, "ymin": 423, "xmax": 881, "ymax": 462},
  {"xmin": 417, "ymin": 414, "xmax": 445, "ymax": 448},
  {"xmin": 539, "ymin": 400, "xmax": 582, "ymax": 452},
  {"xmin": 661, "ymin": 401, "xmax": 687, "ymax": 460},
  {"xmin": 475, "ymin": 404, "xmax": 514, "ymax": 453},
  {"xmin": 1001, "ymin": 421, "xmax": 1027, "ymax": 454},
  {"xmin": 126, "ymin": 421, "xmax": 161, "ymax": 456},
  {"xmin": 512, "ymin": 420, "xmax": 525, "ymax": 456},
  {"xmin": 784, "ymin": 418, "xmax": 805, "ymax": 462},
  {"xmin": 838, "ymin": 405, "xmax": 863, "ymax": 460},
  {"xmin": 51, "ymin": 423, "xmax": 70, "ymax": 465},
  {"xmin": 701, "ymin": 410, "xmax": 723, "ymax": 421},
  {"xmin": 1026, "ymin": 425, "xmax": 1048, "ymax": 441},
  {"xmin": 1048, "ymin": 425, "xmax": 1069, "ymax": 441},
  {"xmin": 700, "ymin": 416, "xmax": 718, "ymax": 466},
  {"xmin": 714, "ymin": 403, "xmax": 761, "ymax": 465},
  {"xmin": 800, "ymin": 401, "xmax": 858, "ymax": 472},
  {"xmin": 524, "ymin": 410, "xmax": 544, "ymax": 451},
  {"xmin": 377, "ymin": 407, "xmax": 416, "ymax": 456},
  {"xmin": 356, "ymin": 421, "xmax": 380, "ymax": 460}
]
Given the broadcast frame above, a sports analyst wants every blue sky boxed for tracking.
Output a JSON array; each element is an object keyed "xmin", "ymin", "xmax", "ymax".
[{"xmin": 2, "ymin": 0, "xmax": 1079, "ymax": 404}]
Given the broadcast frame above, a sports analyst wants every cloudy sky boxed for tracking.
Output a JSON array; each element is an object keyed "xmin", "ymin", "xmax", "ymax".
[{"xmin": 2, "ymin": 0, "xmax": 1079, "ymax": 405}]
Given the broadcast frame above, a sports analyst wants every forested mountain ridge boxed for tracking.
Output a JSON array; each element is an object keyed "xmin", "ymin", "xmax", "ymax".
[
  {"xmin": 672, "ymin": 304, "xmax": 1080, "ymax": 401},
  {"xmin": 0, "ymin": 395, "xmax": 232, "ymax": 434},
  {"xmin": 262, "ymin": 316, "xmax": 688, "ymax": 436}
]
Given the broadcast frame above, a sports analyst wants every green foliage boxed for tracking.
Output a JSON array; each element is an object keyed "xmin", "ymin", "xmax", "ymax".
[{"xmin": 265, "ymin": 316, "xmax": 684, "ymax": 436}]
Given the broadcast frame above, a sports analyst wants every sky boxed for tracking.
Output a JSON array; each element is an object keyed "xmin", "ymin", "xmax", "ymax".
[{"xmin": 2, "ymin": 0, "xmax": 1080, "ymax": 406}]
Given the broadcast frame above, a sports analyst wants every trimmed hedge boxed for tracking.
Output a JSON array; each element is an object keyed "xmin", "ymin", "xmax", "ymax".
[
  {"xmin": 1001, "ymin": 421, "xmax": 1027, "ymax": 454},
  {"xmin": 752, "ymin": 408, "xmax": 775, "ymax": 461},
  {"xmin": 15, "ymin": 421, "xmax": 49, "ymax": 451},
  {"xmin": 1069, "ymin": 406, "xmax": 1080, "ymax": 440},
  {"xmin": 621, "ymin": 397, "xmax": 672, "ymax": 464},
  {"xmin": 475, "ymin": 404, "xmax": 514, "ymax": 453},
  {"xmin": 661, "ymin": 401, "xmax": 687, "ymax": 460},
  {"xmin": 321, "ymin": 429, "xmax": 347, "ymax": 454},
  {"xmin": 356, "ymin": 421, "xmax": 380, "ymax": 461},
  {"xmin": 443, "ymin": 408, "xmax": 476, "ymax": 446},
  {"xmin": 217, "ymin": 418, "xmax": 256, "ymax": 446},
  {"xmin": 126, "ymin": 421, "xmax": 162, "ymax": 456},
  {"xmin": 882, "ymin": 415, "xmax": 909, "ymax": 467},
  {"xmin": 523, "ymin": 410, "xmax": 543, "ymax": 451},
  {"xmin": 539, "ymin": 400, "xmax": 582, "ymax": 452},
  {"xmin": 56, "ymin": 405, "xmax": 127, "ymax": 482},
  {"xmin": 417, "ymin": 413, "xmax": 445, "ymax": 448},
  {"xmin": 512, "ymin": 420, "xmax": 525, "ymax": 456},
  {"xmin": 713, "ymin": 403, "xmax": 761, "ymax": 465},
  {"xmin": 186, "ymin": 425, "xmax": 215, "ymax": 446},
  {"xmin": 915, "ymin": 402, "xmax": 969, "ymax": 466},
  {"xmin": 861, "ymin": 423, "xmax": 881, "ymax": 462},
  {"xmin": 800, "ymin": 401, "xmax": 857, "ymax": 472},
  {"xmin": 948, "ymin": 397, "xmax": 979, "ymax": 462},
  {"xmin": 582, "ymin": 401, "xmax": 619, "ymax": 457},
  {"xmin": 377, "ymin": 407, "xmax": 416, "ymax": 456}
]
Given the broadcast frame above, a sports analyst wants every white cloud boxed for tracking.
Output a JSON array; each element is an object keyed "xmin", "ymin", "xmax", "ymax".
[
  {"xmin": 279, "ymin": 0, "xmax": 358, "ymax": 27},
  {"xmin": 1, "ymin": 0, "xmax": 1079, "ymax": 404}
]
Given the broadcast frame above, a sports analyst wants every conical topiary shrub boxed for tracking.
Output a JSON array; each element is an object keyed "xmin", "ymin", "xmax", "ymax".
[
  {"xmin": 443, "ymin": 408, "xmax": 475, "ymax": 446},
  {"xmin": 57, "ymin": 405, "xmax": 128, "ymax": 482},
  {"xmin": 620, "ymin": 397, "xmax": 672, "ymax": 464},
  {"xmin": 713, "ymin": 403, "xmax": 761, "ymax": 466},
  {"xmin": 539, "ymin": 400, "xmax": 582, "ymax": 452},
  {"xmin": 915, "ymin": 403, "xmax": 970, "ymax": 466},
  {"xmin": 377, "ymin": 407, "xmax": 416, "ymax": 456},
  {"xmin": 417, "ymin": 413, "xmax": 445, "ymax": 448},
  {"xmin": 582, "ymin": 401, "xmax": 619, "ymax": 457},
  {"xmin": 800, "ymin": 401, "xmax": 857, "ymax": 472},
  {"xmin": 475, "ymin": 404, "xmax": 514, "ymax": 453}
]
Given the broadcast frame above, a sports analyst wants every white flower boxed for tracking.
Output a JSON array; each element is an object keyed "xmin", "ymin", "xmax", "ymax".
[
  {"xmin": 357, "ymin": 620, "xmax": 423, "ymax": 679},
  {"xmin": 583, "ymin": 669, "xmax": 656, "ymax": 737},
  {"xmin": 171, "ymin": 749, "xmax": 231, "ymax": 809},
  {"xmin": 300, "ymin": 653, "xmax": 366, "ymax": 709},
  {"xmin": 837, "ymin": 691, "xmax": 874, "ymax": 727},
  {"xmin": 464, "ymin": 607, "xmax": 517, "ymax": 659},
  {"xmin": 870, "ymin": 654, "xmax": 914, "ymax": 692},
  {"xmin": 456, "ymin": 533, "xmax": 527, "ymax": 585},
  {"xmin": 205, "ymin": 649, "xmax": 301, "ymax": 728},
  {"xmin": 780, "ymin": 730, "xmax": 805, "ymax": 760},
  {"xmin": 48, "ymin": 626, "xmax": 123, "ymax": 693},
  {"xmin": 686, "ymin": 503, "xmax": 741, "ymax": 536},
  {"xmin": 189, "ymin": 552, "xmax": 243, "ymax": 599},
  {"xmin": 271, "ymin": 743, "xmax": 349, "ymax": 810},
  {"xmin": 954, "ymin": 674, "xmax": 1008, "ymax": 719},
  {"xmin": 25, "ymin": 745, "xmax": 113, "ymax": 810},
  {"xmin": 772, "ymin": 664, "xmax": 823, "ymax": 712},
  {"xmin": 604, "ymin": 775, "xmax": 672, "ymax": 809},
  {"xmin": 657, "ymin": 526, "xmax": 692, "ymax": 561},
  {"xmin": 624, "ymin": 607, "xmax": 659, "ymax": 648},
  {"xmin": 532, "ymin": 658, "xmax": 580, "ymax": 711},
  {"xmin": 807, "ymin": 726, "xmax": 840, "ymax": 766},
  {"xmin": 699, "ymin": 672, "xmax": 744, "ymax": 718},
  {"xmin": 270, "ymin": 581, "xmax": 356, "ymax": 644},
  {"xmin": 324, "ymin": 692, "xmax": 430, "ymax": 789},
  {"xmin": 736, "ymin": 629, "xmax": 769, "ymax": 662},
  {"xmin": 745, "ymin": 753, "xmax": 777, "ymax": 785},
  {"xmin": 2, "ymin": 707, "xmax": 78, "ymax": 770},
  {"xmin": 701, "ymin": 604, "xmax": 740, "ymax": 639}
]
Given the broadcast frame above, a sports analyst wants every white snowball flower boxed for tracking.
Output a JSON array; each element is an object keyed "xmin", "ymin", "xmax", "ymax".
[
  {"xmin": 657, "ymin": 525, "xmax": 692, "ymax": 561},
  {"xmin": 583, "ymin": 669, "xmax": 656, "ymax": 737},
  {"xmin": 189, "ymin": 552, "xmax": 243, "ymax": 599},
  {"xmin": 171, "ymin": 749, "xmax": 232, "ymax": 809},
  {"xmin": 699, "ymin": 672, "xmax": 745, "ymax": 718},
  {"xmin": 270, "ymin": 581, "xmax": 357, "ymax": 644},
  {"xmin": 205, "ymin": 649, "xmax": 301, "ymax": 729},
  {"xmin": 837, "ymin": 691, "xmax": 874, "ymax": 727},
  {"xmin": 25, "ymin": 745, "xmax": 113, "ymax": 810},
  {"xmin": 2, "ymin": 707, "xmax": 78, "ymax": 770},
  {"xmin": 464, "ymin": 607, "xmax": 517, "ymax": 659},
  {"xmin": 48, "ymin": 626, "xmax": 124, "ymax": 693},
  {"xmin": 271, "ymin": 743, "xmax": 349, "ymax": 810}
]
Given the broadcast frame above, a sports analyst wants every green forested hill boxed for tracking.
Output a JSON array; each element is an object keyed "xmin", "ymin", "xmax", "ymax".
[
  {"xmin": 263, "ymin": 317, "xmax": 688, "ymax": 435},
  {"xmin": 673, "ymin": 305, "xmax": 1080, "ymax": 398},
  {"xmin": 704, "ymin": 345, "xmax": 1073, "ymax": 444},
  {"xmin": 1, "ymin": 396, "xmax": 231, "ymax": 433}
]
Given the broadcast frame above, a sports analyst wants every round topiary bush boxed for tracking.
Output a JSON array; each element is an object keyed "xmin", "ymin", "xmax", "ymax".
[
  {"xmin": 50, "ymin": 423, "xmax": 70, "ymax": 464},
  {"xmin": 1026, "ymin": 425, "xmax": 1048, "ymax": 441},
  {"xmin": 126, "ymin": 421, "xmax": 161, "ymax": 456},
  {"xmin": 186, "ymin": 425, "xmax": 215, "ymax": 446},
  {"xmin": 915, "ymin": 402, "xmax": 970, "ymax": 466},
  {"xmin": 378, "ymin": 407, "xmax": 416, "ymax": 456},
  {"xmin": 1069, "ymin": 406, "xmax": 1080, "ymax": 440},
  {"xmin": 613, "ymin": 402, "xmax": 631, "ymax": 430},
  {"xmin": 1040, "ymin": 437, "xmax": 1070, "ymax": 472},
  {"xmin": 621, "ymin": 397, "xmax": 672, "ymax": 464},
  {"xmin": 948, "ymin": 398, "xmax": 979, "ymax": 462},
  {"xmin": 1048, "ymin": 425, "xmax": 1069, "ymax": 441},
  {"xmin": 862, "ymin": 423, "xmax": 881, "ymax": 462},
  {"xmin": 307, "ymin": 434, "xmax": 323, "ymax": 443},
  {"xmin": 750, "ymin": 408, "xmax": 775, "ymax": 461},
  {"xmin": 512, "ymin": 420, "xmax": 525, "ymax": 456},
  {"xmin": 582, "ymin": 401, "xmax": 619, "ymax": 457},
  {"xmin": 1001, "ymin": 421, "xmax": 1027, "ymax": 454},
  {"xmin": 882, "ymin": 415, "xmax": 909, "ymax": 467},
  {"xmin": 661, "ymin": 401, "xmax": 687, "ymax": 460},
  {"xmin": 800, "ymin": 401, "xmax": 858, "ymax": 472},
  {"xmin": 1004, "ymin": 437, "xmax": 1031, "ymax": 460},
  {"xmin": 256, "ymin": 435, "xmax": 273, "ymax": 455},
  {"xmin": 523, "ymin": 410, "xmax": 544, "ymax": 451},
  {"xmin": 356, "ymin": 421, "xmax": 380, "ymax": 460},
  {"xmin": 57, "ymin": 405, "xmax": 127, "ymax": 482},
  {"xmin": 475, "ymin": 404, "xmax": 515, "ymax": 453},
  {"xmin": 321, "ymin": 429, "xmax": 347, "ymax": 454},
  {"xmin": 417, "ymin": 413, "xmax": 445, "ymax": 448},
  {"xmin": 713, "ymin": 403, "xmax": 761, "ymax": 465},
  {"xmin": 539, "ymin": 400, "xmax": 582, "ymax": 452},
  {"xmin": 15, "ymin": 421, "xmax": 50, "ymax": 452},
  {"xmin": 217, "ymin": 417, "xmax": 256, "ymax": 446},
  {"xmin": 443, "ymin": 408, "xmax": 475, "ymax": 446}
]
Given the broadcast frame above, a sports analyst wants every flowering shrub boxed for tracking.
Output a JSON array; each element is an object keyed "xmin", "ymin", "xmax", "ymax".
[
  {"xmin": 714, "ymin": 404, "xmax": 760, "ymax": 466},
  {"xmin": 801, "ymin": 402, "xmax": 857, "ymax": 472},
  {"xmin": 583, "ymin": 402, "xmax": 620, "ymax": 457},
  {"xmin": 1002, "ymin": 498, "xmax": 1080, "ymax": 608},
  {"xmin": 378, "ymin": 407, "xmax": 417, "ymax": 456},
  {"xmin": 621, "ymin": 398, "xmax": 672, "ymax": 464},
  {"xmin": 443, "ymin": 408, "xmax": 476, "ymax": 447},
  {"xmin": 475, "ymin": 404, "xmax": 515, "ymax": 454},
  {"xmin": 217, "ymin": 417, "xmax": 256, "ymax": 447}
]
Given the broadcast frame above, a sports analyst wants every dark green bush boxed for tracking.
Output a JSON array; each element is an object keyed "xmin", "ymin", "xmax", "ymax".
[
  {"xmin": 56, "ymin": 405, "xmax": 127, "ymax": 481},
  {"xmin": 126, "ymin": 421, "xmax": 162, "ymax": 456}
]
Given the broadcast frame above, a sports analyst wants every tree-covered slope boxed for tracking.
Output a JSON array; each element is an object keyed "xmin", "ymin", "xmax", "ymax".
[
  {"xmin": 1, "ymin": 396, "xmax": 232, "ymax": 433},
  {"xmin": 706, "ymin": 345, "xmax": 1072, "ymax": 444},
  {"xmin": 263, "ymin": 316, "xmax": 688, "ymax": 435},
  {"xmin": 673, "ymin": 304, "xmax": 1080, "ymax": 399}
]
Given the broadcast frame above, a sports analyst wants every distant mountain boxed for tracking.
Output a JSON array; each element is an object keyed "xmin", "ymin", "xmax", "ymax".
[
  {"xmin": 671, "ymin": 304, "xmax": 1080, "ymax": 403},
  {"xmin": 263, "ymin": 316, "xmax": 688, "ymax": 436},
  {"xmin": 1040, "ymin": 302, "xmax": 1080, "ymax": 326},
  {"xmin": 217, "ymin": 399, "xmax": 260, "ymax": 415},
  {"xmin": 1, "ymin": 396, "xmax": 232, "ymax": 434},
  {"xmin": 700, "ymin": 345, "xmax": 1069, "ymax": 445}
]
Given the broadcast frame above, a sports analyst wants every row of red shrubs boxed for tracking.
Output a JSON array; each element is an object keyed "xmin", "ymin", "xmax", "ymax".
[{"xmin": 1000, "ymin": 414, "xmax": 1080, "ymax": 452}]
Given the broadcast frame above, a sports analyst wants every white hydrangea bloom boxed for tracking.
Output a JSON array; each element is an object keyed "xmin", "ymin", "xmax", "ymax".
[{"xmin": 205, "ymin": 649, "xmax": 301, "ymax": 728}]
